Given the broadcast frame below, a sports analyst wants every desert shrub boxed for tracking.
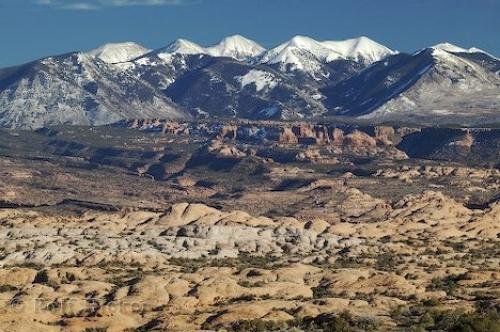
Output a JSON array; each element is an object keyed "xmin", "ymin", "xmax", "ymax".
[
  {"xmin": 295, "ymin": 311, "xmax": 379, "ymax": 332},
  {"xmin": 226, "ymin": 311, "xmax": 379, "ymax": 332},
  {"xmin": 237, "ymin": 280, "xmax": 264, "ymax": 288},
  {"xmin": 426, "ymin": 273, "xmax": 467, "ymax": 294},
  {"xmin": 169, "ymin": 253, "xmax": 283, "ymax": 273},
  {"xmin": 475, "ymin": 300, "xmax": 500, "ymax": 315},
  {"xmin": 0, "ymin": 285, "xmax": 18, "ymax": 292},
  {"xmin": 422, "ymin": 298, "xmax": 440, "ymax": 307},
  {"xmin": 332, "ymin": 255, "xmax": 365, "ymax": 269},
  {"xmin": 421, "ymin": 309, "xmax": 500, "ymax": 332},
  {"xmin": 230, "ymin": 319, "xmax": 288, "ymax": 332},
  {"xmin": 246, "ymin": 269, "xmax": 263, "ymax": 277},
  {"xmin": 229, "ymin": 295, "xmax": 256, "ymax": 303},
  {"xmin": 375, "ymin": 252, "xmax": 402, "ymax": 271},
  {"xmin": 394, "ymin": 306, "xmax": 500, "ymax": 332},
  {"xmin": 312, "ymin": 284, "xmax": 333, "ymax": 299}
]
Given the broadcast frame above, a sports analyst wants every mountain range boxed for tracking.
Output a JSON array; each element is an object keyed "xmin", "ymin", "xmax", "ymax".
[{"xmin": 0, "ymin": 35, "xmax": 499, "ymax": 128}]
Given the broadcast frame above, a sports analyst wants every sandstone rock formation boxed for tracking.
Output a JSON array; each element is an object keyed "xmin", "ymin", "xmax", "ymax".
[
  {"xmin": 278, "ymin": 127, "xmax": 299, "ymax": 144},
  {"xmin": 217, "ymin": 124, "xmax": 238, "ymax": 140},
  {"xmin": 0, "ymin": 123, "xmax": 498, "ymax": 331}
]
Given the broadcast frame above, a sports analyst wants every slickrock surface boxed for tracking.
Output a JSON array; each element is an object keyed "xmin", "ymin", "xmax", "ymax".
[{"xmin": 0, "ymin": 189, "xmax": 498, "ymax": 331}]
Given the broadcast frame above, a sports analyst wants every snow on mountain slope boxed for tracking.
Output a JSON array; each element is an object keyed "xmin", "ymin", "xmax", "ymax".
[
  {"xmin": 259, "ymin": 36, "xmax": 338, "ymax": 70},
  {"xmin": 322, "ymin": 36, "xmax": 396, "ymax": 64},
  {"xmin": 152, "ymin": 35, "xmax": 264, "ymax": 63},
  {"xmin": 151, "ymin": 39, "xmax": 207, "ymax": 66},
  {"xmin": 432, "ymin": 42, "xmax": 499, "ymax": 61},
  {"xmin": 236, "ymin": 70, "xmax": 279, "ymax": 92},
  {"xmin": 1, "ymin": 35, "xmax": 499, "ymax": 128},
  {"xmin": 323, "ymin": 47, "xmax": 500, "ymax": 125},
  {"xmin": 433, "ymin": 42, "xmax": 485, "ymax": 54},
  {"xmin": 206, "ymin": 35, "xmax": 266, "ymax": 61},
  {"xmin": 258, "ymin": 35, "xmax": 395, "ymax": 78},
  {"xmin": 86, "ymin": 42, "xmax": 150, "ymax": 64},
  {"xmin": 164, "ymin": 57, "xmax": 325, "ymax": 119},
  {"xmin": 432, "ymin": 42, "xmax": 474, "ymax": 53},
  {"xmin": 0, "ymin": 53, "xmax": 186, "ymax": 128},
  {"xmin": 158, "ymin": 39, "xmax": 206, "ymax": 56}
]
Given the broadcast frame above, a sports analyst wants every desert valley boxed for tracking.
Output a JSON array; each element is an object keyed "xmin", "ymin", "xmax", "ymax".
[{"xmin": 0, "ymin": 119, "xmax": 498, "ymax": 331}]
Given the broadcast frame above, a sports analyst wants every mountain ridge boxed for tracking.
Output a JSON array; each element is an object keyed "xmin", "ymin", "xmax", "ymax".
[{"xmin": 0, "ymin": 35, "xmax": 498, "ymax": 128}]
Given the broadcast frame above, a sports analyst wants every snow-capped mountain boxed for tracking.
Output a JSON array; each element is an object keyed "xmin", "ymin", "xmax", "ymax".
[
  {"xmin": 432, "ymin": 42, "xmax": 491, "ymax": 56},
  {"xmin": 206, "ymin": 35, "xmax": 265, "ymax": 61},
  {"xmin": 153, "ymin": 35, "xmax": 265, "ymax": 62},
  {"xmin": 261, "ymin": 35, "xmax": 394, "ymax": 66},
  {"xmin": 157, "ymin": 39, "xmax": 206, "ymax": 57},
  {"xmin": 0, "ymin": 35, "xmax": 499, "ymax": 128},
  {"xmin": 322, "ymin": 36, "xmax": 397, "ymax": 64},
  {"xmin": 256, "ymin": 36, "xmax": 396, "ymax": 84},
  {"xmin": 86, "ymin": 42, "xmax": 150, "ymax": 64},
  {"xmin": 323, "ymin": 44, "xmax": 500, "ymax": 125},
  {"xmin": 164, "ymin": 56, "xmax": 325, "ymax": 119},
  {"xmin": 258, "ymin": 36, "xmax": 339, "ymax": 75},
  {"xmin": 259, "ymin": 36, "xmax": 394, "ymax": 71},
  {"xmin": 0, "ymin": 52, "xmax": 185, "ymax": 128}
]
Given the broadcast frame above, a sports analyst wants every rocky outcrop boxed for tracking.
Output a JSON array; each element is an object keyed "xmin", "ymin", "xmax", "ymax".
[
  {"xmin": 0, "ymin": 189, "xmax": 497, "ymax": 268},
  {"xmin": 296, "ymin": 148, "xmax": 338, "ymax": 164},
  {"xmin": 374, "ymin": 126, "xmax": 397, "ymax": 146},
  {"xmin": 452, "ymin": 132, "xmax": 474, "ymax": 148},
  {"xmin": 206, "ymin": 141, "xmax": 249, "ymax": 158},
  {"xmin": 129, "ymin": 118, "xmax": 163, "ymax": 129},
  {"xmin": 0, "ymin": 186, "xmax": 498, "ymax": 331},
  {"xmin": 117, "ymin": 120, "xmax": 500, "ymax": 164},
  {"xmin": 162, "ymin": 121, "xmax": 190, "ymax": 135},
  {"xmin": 275, "ymin": 124, "xmax": 408, "ymax": 158},
  {"xmin": 291, "ymin": 123, "xmax": 330, "ymax": 144},
  {"xmin": 278, "ymin": 127, "xmax": 299, "ymax": 144},
  {"xmin": 217, "ymin": 124, "xmax": 238, "ymax": 140},
  {"xmin": 375, "ymin": 165, "xmax": 500, "ymax": 182},
  {"xmin": 344, "ymin": 130, "xmax": 377, "ymax": 150},
  {"xmin": 330, "ymin": 128, "xmax": 344, "ymax": 146}
]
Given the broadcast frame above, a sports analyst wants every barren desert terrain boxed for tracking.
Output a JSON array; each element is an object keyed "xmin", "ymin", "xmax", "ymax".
[{"xmin": 0, "ymin": 121, "xmax": 498, "ymax": 331}]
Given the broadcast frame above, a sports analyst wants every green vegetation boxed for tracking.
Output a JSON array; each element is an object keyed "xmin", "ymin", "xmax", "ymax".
[
  {"xmin": 413, "ymin": 309, "xmax": 500, "ymax": 332},
  {"xmin": 212, "ymin": 311, "xmax": 379, "ymax": 332},
  {"xmin": 391, "ymin": 302, "xmax": 500, "ymax": 332},
  {"xmin": 169, "ymin": 254, "xmax": 284, "ymax": 273},
  {"xmin": 312, "ymin": 284, "xmax": 334, "ymax": 299},
  {"xmin": 0, "ymin": 285, "xmax": 18, "ymax": 292},
  {"xmin": 426, "ymin": 273, "xmax": 467, "ymax": 294}
]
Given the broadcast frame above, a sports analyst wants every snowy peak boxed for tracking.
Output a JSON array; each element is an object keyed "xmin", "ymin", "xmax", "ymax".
[
  {"xmin": 86, "ymin": 42, "xmax": 150, "ymax": 64},
  {"xmin": 160, "ymin": 38, "xmax": 206, "ymax": 55},
  {"xmin": 284, "ymin": 35, "xmax": 323, "ymax": 49},
  {"xmin": 258, "ymin": 35, "xmax": 395, "ymax": 77},
  {"xmin": 431, "ymin": 42, "xmax": 492, "ymax": 54},
  {"xmin": 432, "ymin": 42, "xmax": 471, "ymax": 53},
  {"xmin": 260, "ymin": 35, "xmax": 335, "ymax": 63},
  {"xmin": 206, "ymin": 35, "xmax": 265, "ymax": 60},
  {"xmin": 322, "ymin": 36, "xmax": 397, "ymax": 63},
  {"xmin": 150, "ymin": 34, "xmax": 395, "ymax": 67},
  {"xmin": 260, "ymin": 35, "xmax": 395, "ymax": 68},
  {"xmin": 153, "ymin": 35, "xmax": 265, "ymax": 62},
  {"xmin": 430, "ymin": 42, "xmax": 499, "ymax": 62},
  {"xmin": 431, "ymin": 42, "xmax": 497, "ymax": 56},
  {"xmin": 258, "ymin": 35, "xmax": 341, "ymax": 74},
  {"xmin": 152, "ymin": 39, "xmax": 207, "ymax": 64}
]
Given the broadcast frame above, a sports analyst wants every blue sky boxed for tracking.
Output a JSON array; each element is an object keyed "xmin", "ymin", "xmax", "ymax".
[{"xmin": 0, "ymin": 0, "xmax": 499, "ymax": 67}]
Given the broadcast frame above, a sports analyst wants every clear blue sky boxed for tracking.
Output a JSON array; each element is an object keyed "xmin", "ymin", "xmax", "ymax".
[{"xmin": 0, "ymin": 0, "xmax": 499, "ymax": 68}]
